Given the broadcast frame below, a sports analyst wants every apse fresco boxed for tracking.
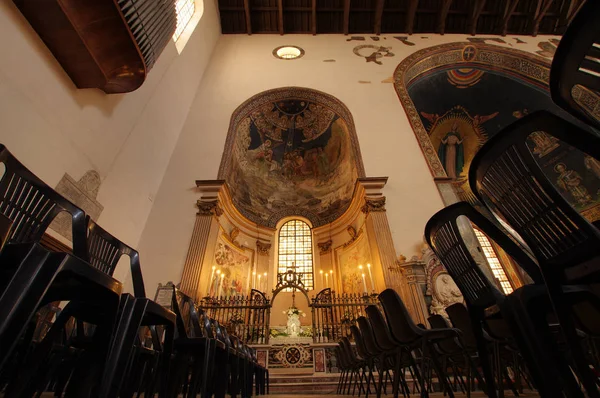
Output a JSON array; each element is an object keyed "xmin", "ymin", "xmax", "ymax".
[
  {"xmin": 335, "ymin": 234, "xmax": 373, "ymax": 295},
  {"xmin": 409, "ymin": 68, "xmax": 600, "ymax": 221},
  {"xmin": 227, "ymin": 98, "xmax": 359, "ymax": 227},
  {"xmin": 210, "ymin": 234, "xmax": 251, "ymax": 298}
]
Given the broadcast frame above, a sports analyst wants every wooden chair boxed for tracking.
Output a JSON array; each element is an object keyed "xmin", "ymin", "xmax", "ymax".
[
  {"xmin": 350, "ymin": 324, "xmax": 378, "ymax": 398},
  {"xmin": 365, "ymin": 304, "xmax": 416, "ymax": 398},
  {"xmin": 86, "ymin": 219, "xmax": 176, "ymax": 398},
  {"xmin": 379, "ymin": 288, "xmax": 459, "ymax": 398},
  {"xmin": 550, "ymin": 0, "xmax": 600, "ymax": 129},
  {"xmin": 424, "ymin": 201, "xmax": 583, "ymax": 397},
  {"xmin": 0, "ymin": 144, "xmax": 122, "ymax": 396},
  {"xmin": 469, "ymin": 110, "xmax": 600, "ymax": 398},
  {"xmin": 169, "ymin": 287, "xmax": 216, "ymax": 398}
]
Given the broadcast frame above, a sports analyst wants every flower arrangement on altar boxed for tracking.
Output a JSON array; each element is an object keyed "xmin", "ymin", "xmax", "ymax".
[{"xmin": 283, "ymin": 307, "xmax": 307, "ymax": 318}]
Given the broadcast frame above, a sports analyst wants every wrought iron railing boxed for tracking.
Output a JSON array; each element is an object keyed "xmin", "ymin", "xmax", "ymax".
[
  {"xmin": 310, "ymin": 288, "xmax": 380, "ymax": 343},
  {"xmin": 200, "ymin": 289, "xmax": 271, "ymax": 344}
]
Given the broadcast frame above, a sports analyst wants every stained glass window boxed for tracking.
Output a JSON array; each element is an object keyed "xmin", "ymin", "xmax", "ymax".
[
  {"xmin": 473, "ymin": 228, "xmax": 514, "ymax": 294},
  {"xmin": 278, "ymin": 220, "xmax": 314, "ymax": 290},
  {"xmin": 173, "ymin": 0, "xmax": 195, "ymax": 41}
]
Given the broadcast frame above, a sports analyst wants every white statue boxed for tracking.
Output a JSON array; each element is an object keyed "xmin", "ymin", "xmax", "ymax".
[{"xmin": 284, "ymin": 307, "xmax": 306, "ymax": 337}]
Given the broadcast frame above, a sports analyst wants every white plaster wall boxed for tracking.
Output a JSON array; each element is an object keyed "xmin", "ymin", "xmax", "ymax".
[
  {"xmin": 137, "ymin": 32, "xmax": 555, "ymax": 294},
  {"xmin": 0, "ymin": 0, "xmax": 221, "ymax": 288}
]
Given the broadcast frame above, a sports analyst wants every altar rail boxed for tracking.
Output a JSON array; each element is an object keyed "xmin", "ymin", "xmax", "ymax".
[
  {"xmin": 200, "ymin": 289, "xmax": 271, "ymax": 344},
  {"xmin": 311, "ymin": 289, "xmax": 380, "ymax": 343}
]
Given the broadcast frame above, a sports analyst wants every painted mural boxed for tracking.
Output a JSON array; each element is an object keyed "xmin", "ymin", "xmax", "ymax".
[
  {"xmin": 210, "ymin": 234, "xmax": 251, "ymax": 298},
  {"xmin": 335, "ymin": 234, "xmax": 373, "ymax": 295},
  {"xmin": 223, "ymin": 91, "xmax": 361, "ymax": 228},
  {"xmin": 409, "ymin": 66, "xmax": 600, "ymax": 221}
]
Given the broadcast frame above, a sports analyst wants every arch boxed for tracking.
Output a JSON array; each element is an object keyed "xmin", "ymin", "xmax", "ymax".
[
  {"xmin": 271, "ymin": 283, "xmax": 310, "ymax": 303},
  {"xmin": 218, "ymin": 87, "xmax": 366, "ymax": 228},
  {"xmin": 277, "ymin": 219, "xmax": 314, "ymax": 290},
  {"xmin": 393, "ymin": 42, "xmax": 551, "ymax": 179}
]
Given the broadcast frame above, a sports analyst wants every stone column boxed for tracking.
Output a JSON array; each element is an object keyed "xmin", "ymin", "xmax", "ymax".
[
  {"xmin": 359, "ymin": 177, "xmax": 421, "ymax": 321},
  {"xmin": 179, "ymin": 198, "xmax": 223, "ymax": 300},
  {"xmin": 396, "ymin": 259, "xmax": 429, "ymax": 325}
]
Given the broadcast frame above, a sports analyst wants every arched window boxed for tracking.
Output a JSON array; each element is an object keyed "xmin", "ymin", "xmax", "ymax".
[
  {"xmin": 473, "ymin": 228, "xmax": 514, "ymax": 294},
  {"xmin": 278, "ymin": 220, "xmax": 314, "ymax": 290},
  {"xmin": 173, "ymin": 0, "xmax": 196, "ymax": 41}
]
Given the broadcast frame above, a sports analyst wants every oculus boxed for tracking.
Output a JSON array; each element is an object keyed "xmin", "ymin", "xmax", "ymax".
[{"xmin": 273, "ymin": 46, "xmax": 305, "ymax": 60}]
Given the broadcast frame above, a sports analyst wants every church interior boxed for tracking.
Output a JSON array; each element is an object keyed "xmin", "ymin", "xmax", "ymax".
[{"xmin": 0, "ymin": 0, "xmax": 600, "ymax": 396}]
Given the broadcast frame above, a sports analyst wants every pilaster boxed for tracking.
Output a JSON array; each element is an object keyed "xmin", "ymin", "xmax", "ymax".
[{"xmin": 179, "ymin": 181, "xmax": 225, "ymax": 300}]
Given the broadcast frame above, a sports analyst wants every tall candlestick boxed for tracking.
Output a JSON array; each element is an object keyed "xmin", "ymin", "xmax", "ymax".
[
  {"xmin": 325, "ymin": 272, "xmax": 329, "ymax": 288},
  {"xmin": 208, "ymin": 266, "xmax": 216, "ymax": 296},
  {"xmin": 320, "ymin": 270, "xmax": 324, "ymax": 287},
  {"xmin": 362, "ymin": 273, "xmax": 367, "ymax": 294},
  {"xmin": 367, "ymin": 263, "xmax": 375, "ymax": 292}
]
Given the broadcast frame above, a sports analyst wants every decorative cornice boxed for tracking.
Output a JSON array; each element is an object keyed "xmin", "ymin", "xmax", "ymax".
[
  {"xmin": 196, "ymin": 200, "xmax": 223, "ymax": 216},
  {"xmin": 256, "ymin": 240, "xmax": 272, "ymax": 256},
  {"xmin": 317, "ymin": 239, "xmax": 333, "ymax": 255},
  {"xmin": 361, "ymin": 197, "xmax": 386, "ymax": 214}
]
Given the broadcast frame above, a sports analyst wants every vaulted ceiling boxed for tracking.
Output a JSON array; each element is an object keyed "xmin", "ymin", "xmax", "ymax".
[{"xmin": 218, "ymin": 0, "xmax": 585, "ymax": 36}]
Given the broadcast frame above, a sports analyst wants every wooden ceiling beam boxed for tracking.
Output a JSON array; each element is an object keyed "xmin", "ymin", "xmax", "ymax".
[
  {"xmin": 499, "ymin": 0, "xmax": 520, "ymax": 36},
  {"xmin": 374, "ymin": 0, "xmax": 385, "ymax": 35},
  {"xmin": 243, "ymin": 0, "xmax": 252, "ymax": 35},
  {"xmin": 343, "ymin": 0, "xmax": 351, "ymax": 35},
  {"xmin": 277, "ymin": 0, "xmax": 284, "ymax": 34},
  {"xmin": 532, "ymin": 0, "xmax": 554, "ymax": 36},
  {"xmin": 468, "ymin": 0, "xmax": 486, "ymax": 35},
  {"xmin": 311, "ymin": 0, "xmax": 317, "ymax": 35},
  {"xmin": 437, "ymin": 0, "xmax": 453, "ymax": 35},
  {"xmin": 405, "ymin": 0, "xmax": 419, "ymax": 35}
]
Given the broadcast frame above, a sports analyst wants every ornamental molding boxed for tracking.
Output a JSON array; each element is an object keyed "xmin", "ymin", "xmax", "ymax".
[
  {"xmin": 256, "ymin": 240, "xmax": 272, "ymax": 256},
  {"xmin": 317, "ymin": 239, "xmax": 333, "ymax": 255},
  {"xmin": 361, "ymin": 197, "xmax": 386, "ymax": 214},
  {"xmin": 196, "ymin": 200, "xmax": 223, "ymax": 216}
]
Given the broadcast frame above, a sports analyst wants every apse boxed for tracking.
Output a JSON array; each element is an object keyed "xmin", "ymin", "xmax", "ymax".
[
  {"xmin": 217, "ymin": 87, "xmax": 365, "ymax": 228},
  {"xmin": 407, "ymin": 65, "xmax": 600, "ymax": 222}
]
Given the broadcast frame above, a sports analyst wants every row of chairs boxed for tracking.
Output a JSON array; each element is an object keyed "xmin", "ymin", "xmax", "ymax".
[
  {"xmin": 423, "ymin": 2, "xmax": 600, "ymax": 397},
  {"xmin": 335, "ymin": 292, "xmax": 533, "ymax": 398},
  {"xmin": 170, "ymin": 286, "xmax": 268, "ymax": 397},
  {"xmin": 0, "ymin": 142, "xmax": 266, "ymax": 397}
]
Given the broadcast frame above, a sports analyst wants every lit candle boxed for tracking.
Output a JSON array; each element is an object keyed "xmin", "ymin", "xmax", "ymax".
[
  {"xmin": 252, "ymin": 271, "xmax": 256, "ymax": 290},
  {"xmin": 320, "ymin": 270, "xmax": 324, "ymax": 287},
  {"xmin": 362, "ymin": 273, "xmax": 367, "ymax": 294},
  {"xmin": 215, "ymin": 270, "xmax": 221, "ymax": 296},
  {"xmin": 367, "ymin": 263, "xmax": 374, "ymax": 292},
  {"xmin": 217, "ymin": 272, "xmax": 223, "ymax": 297},
  {"xmin": 263, "ymin": 272, "xmax": 267, "ymax": 291},
  {"xmin": 208, "ymin": 266, "xmax": 216, "ymax": 296},
  {"xmin": 330, "ymin": 270, "xmax": 334, "ymax": 291},
  {"xmin": 257, "ymin": 274, "xmax": 262, "ymax": 292},
  {"xmin": 325, "ymin": 272, "xmax": 329, "ymax": 288}
]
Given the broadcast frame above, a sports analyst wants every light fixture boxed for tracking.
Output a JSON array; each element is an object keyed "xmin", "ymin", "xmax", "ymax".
[{"xmin": 273, "ymin": 45, "xmax": 305, "ymax": 60}]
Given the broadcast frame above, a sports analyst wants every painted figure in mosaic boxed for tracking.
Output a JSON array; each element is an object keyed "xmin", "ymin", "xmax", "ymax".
[
  {"xmin": 555, "ymin": 163, "xmax": 593, "ymax": 206},
  {"xmin": 438, "ymin": 122, "xmax": 465, "ymax": 179},
  {"xmin": 529, "ymin": 131, "xmax": 559, "ymax": 158}
]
